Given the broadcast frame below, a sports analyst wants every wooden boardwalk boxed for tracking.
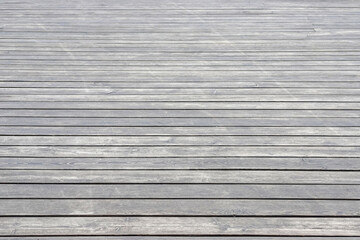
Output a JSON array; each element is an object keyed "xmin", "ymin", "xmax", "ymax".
[{"xmin": 1, "ymin": 0, "xmax": 360, "ymax": 238}]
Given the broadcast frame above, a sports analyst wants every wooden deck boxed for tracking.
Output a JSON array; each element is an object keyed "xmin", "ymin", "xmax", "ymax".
[{"xmin": 1, "ymin": 0, "xmax": 360, "ymax": 238}]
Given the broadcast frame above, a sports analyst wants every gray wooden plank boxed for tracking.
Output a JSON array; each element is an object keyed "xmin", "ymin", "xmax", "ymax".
[
  {"xmin": 3, "ymin": 88, "xmax": 360, "ymax": 95},
  {"xmin": 1, "ymin": 8, "xmax": 359, "ymax": 14},
  {"xmin": 2, "ymin": 55, "xmax": 360, "ymax": 61},
  {"xmin": 1, "ymin": 71, "xmax": 359, "ymax": 79},
  {"xmin": 0, "ymin": 146, "xmax": 360, "ymax": 158},
  {"xmin": 0, "ymin": 22, "xmax": 317, "ymax": 27},
  {"xmin": 0, "ymin": 200, "xmax": 358, "ymax": 216},
  {"xmin": 2, "ymin": 53, "xmax": 360, "ymax": 62},
  {"xmin": 1, "ymin": 40, "xmax": 360, "ymax": 49},
  {"xmin": 2, "ymin": 95, "xmax": 360, "ymax": 102},
  {"xmin": 0, "ymin": 32, "xmax": 317, "ymax": 41},
  {"xmin": 1, "ymin": 157, "xmax": 359, "ymax": 170},
  {"xmin": 2, "ymin": 109, "xmax": 360, "ymax": 118},
  {"xmin": 0, "ymin": 34, "xmax": 358, "ymax": 41},
  {"xmin": 6, "ymin": 10, "xmax": 358, "ymax": 16},
  {"xmin": 1, "ymin": 72, "xmax": 358, "ymax": 83},
  {"xmin": 1, "ymin": 102, "xmax": 360, "ymax": 110},
  {"xmin": 3, "ymin": 32, "xmax": 344, "ymax": 38},
  {"xmin": 4, "ymin": 57, "xmax": 360, "ymax": 63},
  {"xmin": 3, "ymin": 81, "xmax": 360, "ymax": 89},
  {"xmin": 3, "ymin": 43, "xmax": 360, "ymax": 50},
  {"xmin": 0, "ymin": 170, "xmax": 358, "ymax": 184},
  {"xmin": 0, "ymin": 46, "xmax": 358, "ymax": 52},
  {"xmin": 3, "ymin": 0, "xmax": 360, "ymax": 8},
  {"xmin": 1, "ymin": 136, "xmax": 360, "ymax": 146},
  {"xmin": 0, "ymin": 64, "xmax": 359, "ymax": 71},
  {"xmin": 0, "ymin": 117, "xmax": 358, "ymax": 127},
  {"xmin": 1, "ymin": 126, "xmax": 359, "ymax": 136},
  {"xmin": 0, "ymin": 217, "xmax": 359, "ymax": 236},
  {"xmin": 2, "ymin": 21, "xmax": 358, "ymax": 27},
  {"xmin": 1, "ymin": 184, "xmax": 358, "ymax": 199}
]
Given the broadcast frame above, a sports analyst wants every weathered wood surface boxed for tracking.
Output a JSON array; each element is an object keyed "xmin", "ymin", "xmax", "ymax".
[
  {"xmin": 2, "ymin": 109, "xmax": 360, "ymax": 117},
  {"xmin": 1, "ymin": 157, "xmax": 360, "ymax": 170},
  {"xmin": 0, "ymin": 146, "xmax": 359, "ymax": 157},
  {"xmin": 1, "ymin": 199, "xmax": 359, "ymax": 216},
  {"xmin": 1, "ymin": 170, "xmax": 359, "ymax": 184},
  {"xmin": 0, "ymin": 217, "xmax": 359, "ymax": 236},
  {"xmin": 1, "ymin": 184, "xmax": 359, "ymax": 199},
  {"xmin": 1, "ymin": 0, "xmax": 360, "ymax": 238},
  {"xmin": 2, "ymin": 136, "xmax": 360, "ymax": 146},
  {"xmin": 3, "ymin": 102, "xmax": 360, "ymax": 109}
]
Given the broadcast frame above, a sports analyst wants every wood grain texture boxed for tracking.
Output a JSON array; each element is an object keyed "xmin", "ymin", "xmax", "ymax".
[
  {"xmin": 2, "ymin": 102, "xmax": 360, "ymax": 110},
  {"xmin": 1, "ymin": 184, "xmax": 359, "ymax": 199},
  {"xmin": 1, "ymin": 126, "xmax": 360, "ymax": 136},
  {"xmin": 2, "ymin": 136, "xmax": 360, "ymax": 146},
  {"xmin": 1, "ymin": 157, "xmax": 360, "ymax": 170},
  {"xmin": 0, "ymin": 146, "xmax": 359, "ymax": 157},
  {"xmin": 1, "ymin": 0, "xmax": 359, "ymax": 237},
  {"xmin": 0, "ymin": 217, "xmax": 359, "ymax": 236},
  {"xmin": 1, "ymin": 109, "xmax": 360, "ymax": 118},
  {"xmin": 1, "ymin": 199, "xmax": 359, "ymax": 216},
  {"xmin": 0, "ymin": 170, "xmax": 358, "ymax": 184}
]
